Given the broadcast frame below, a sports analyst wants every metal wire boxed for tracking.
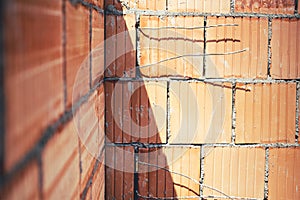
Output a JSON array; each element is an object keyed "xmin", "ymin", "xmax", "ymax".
[
  {"xmin": 138, "ymin": 161, "xmax": 233, "ymax": 199},
  {"xmin": 137, "ymin": 48, "xmax": 249, "ymax": 69},
  {"xmin": 139, "ymin": 24, "xmax": 238, "ymax": 30}
]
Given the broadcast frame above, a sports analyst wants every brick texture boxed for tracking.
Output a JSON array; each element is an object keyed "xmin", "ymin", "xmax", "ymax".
[
  {"xmin": 0, "ymin": 161, "xmax": 39, "ymax": 200},
  {"xmin": 105, "ymin": 14, "xmax": 136, "ymax": 78},
  {"xmin": 203, "ymin": 147, "xmax": 265, "ymax": 199},
  {"xmin": 66, "ymin": 2, "xmax": 90, "ymax": 106},
  {"xmin": 235, "ymin": 0, "xmax": 295, "ymax": 14},
  {"xmin": 42, "ymin": 121, "xmax": 80, "ymax": 200},
  {"xmin": 168, "ymin": 0, "xmax": 230, "ymax": 13},
  {"xmin": 138, "ymin": 147, "xmax": 200, "ymax": 198},
  {"xmin": 91, "ymin": 10, "xmax": 104, "ymax": 86},
  {"xmin": 139, "ymin": 16, "xmax": 204, "ymax": 78},
  {"xmin": 269, "ymin": 147, "xmax": 300, "ymax": 200},
  {"xmin": 105, "ymin": 81, "xmax": 167, "ymax": 143},
  {"xmin": 105, "ymin": 146, "xmax": 134, "ymax": 199},
  {"xmin": 206, "ymin": 17, "xmax": 268, "ymax": 78},
  {"xmin": 271, "ymin": 18, "xmax": 300, "ymax": 79},
  {"xmin": 235, "ymin": 83, "xmax": 296, "ymax": 143},
  {"xmin": 169, "ymin": 81, "xmax": 232, "ymax": 144},
  {"xmin": 3, "ymin": 0, "xmax": 64, "ymax": 171}
]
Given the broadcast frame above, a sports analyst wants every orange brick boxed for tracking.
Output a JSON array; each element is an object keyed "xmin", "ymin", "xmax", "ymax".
[
  {"xmin": 235, "ymin": 0, "xmax": 295, "ymax": 14},
  {"xmin": 86, "ymin": 0, "xmax": 104, "ymax": 8},
  {"xmin": 168, "ymin": 0, "xmax": 230, "ymax": 13},
  {"xmin": 75, "ymin": 85, "xmax": 105, "ymax": 159},
  {"xmin": 80, "ymin": 145, "xmax": 97, "ymax": 194},
  {"xmin": 66, "ymin": 2, "xmax": 90, "ymax": 106},
  {"xmin": 105, "ymin": 146, "xmax": 134, "ymax": 199},
  {"xmin": 137, "ymin": 0, "xmax": 166, "ymax": 10},
  {"xmin": 206, "ymin": 17, "xmax": 268, "ymax": 78},
  {"xmin": 271, "ymin": 18, "xmax": 300, "ymax": 79},
  {"xmin": 138, "ymin": 147, "xmax": 200, "ymax": 198},
  {"xmin": 169, "ymin": 81, "xmax": 232, "ymax": 144},
  {"xmin": 3, "ymin": 0, "xmax": 64, "ymax": 171},
  {"xmin": 105, "ymin": 81, "xmax": 167, "ymax": 143},
  {"xmin": 42, "ymin": 121, "xmax": 80, "ymax": 200},
  {"xmin": 92, "ymin": 159, "xmax": 105, "ymax": 199},
  {"xmin": 91, "ymin": 10, "xmax": 104, "ymax": 87},
  {"xmin": 235, "ymin": 83, "xmax": 296, "ymax": 143},
  {"xmin": 203, "ymin": 147, "xmax": 265, "ymax": 199},
  {"xmin": 0, "ymin": 161, "xmax": 39, "ymax": 200},
  {"xmin": 139, "ymin": 16, "xmax": 204, "ymax": 78},
  {"xmin": 269, "ymin": 147, "xmax": 300, "ymax": 200},
  {"xmin": 105, "ymin": 14, "xmax": 136, "ymax": 78}
]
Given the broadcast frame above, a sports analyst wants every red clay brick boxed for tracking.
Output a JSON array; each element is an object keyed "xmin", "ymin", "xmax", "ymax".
[
  {"xmin": 138, "ymin": 147, "xmax": 200, "ymax": 198},
  {"xmin": 42, "ymin": 121, "xmax": 80, "ymax": 200},
  {"xmin": 169, "ymin": 81, "xmax": 232, "ymax": 144},
  {"xmin": 235, "ymin": 83, "xmax": 296, "ymax": 143},
  {"xmin": 66, "ymin": 2, "xmax": 90, "ymax": 106},
  {"xmin": 168, "ymin": 0, "xmax": 230, "ymax": 13},
  {"xmin": 3, "ymin": 0, "xmax": 64, "ymax": 171},
  {"xmin": 139, "ymin": 16, "xmax": 204, "ymax": 78},
  {"xmin": 92, "ymin": 160, "xmax": 105, "ymax": 200},
  {"xmin": 91, "ymin": 10, "xmax": 104, "ymax": 87},
  {"xmin": 105, "ymin": 14, "xmax": 136, "ymax": 78},
  {"xmin": 86, "ymin": 0, "xmax": 104, "ymax": 8},
  {"xmin": 105, "ymin": 81, "xmax": 167, "ymax": 143},
  {"xmin": 203, "ymin": 147, "xmax": 265, "ymax": 199},
  {"xmin": 75, "ymin": 85, "xmax": 105, "ymax": 159},
  {"xmin": 235, "ymin": 0, "xmax": 295, "ymax": 14},
  {"xmin": 137, "ymin": 0, "xmax": 166, "ymax": 10},
  {"xmin": 105, "ymin": 146, "xmax": 134, "ymax": 199},
  {"xmin": 271, "ymin": 18, "xmax": 300, "ymax": 79},
  {"xmin": 269, "ymin": 147, "xmax": 300, "ymax": 200},
  {"xmin": 206, "ymin": 17, "xmax": 268, "ymax": 78},
  {"xmin": 0, "ymin": 161, "xmax": 39, "ymax": 200}
]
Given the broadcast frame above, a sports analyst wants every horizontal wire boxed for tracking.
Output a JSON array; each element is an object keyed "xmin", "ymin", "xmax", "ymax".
[
  {"xmin": 137, "ymin": 192, "xmax": 200, "ymax": 199},
  {"xmin": 137, "ymin": 48, "xmax": 249, "ymax": 69},
  {"xmin": 139, "ymin": 23, "xmax": 238, "ymax": 30},
  {"xmin": 138, "ymin": 161, "xmax": 233, "ymax": 199}
]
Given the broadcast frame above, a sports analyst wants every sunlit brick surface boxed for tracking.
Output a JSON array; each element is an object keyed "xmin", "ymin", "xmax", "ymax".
[{"xmin": 236, "ymin": 83, "xmax": 296, "ymax": 143}]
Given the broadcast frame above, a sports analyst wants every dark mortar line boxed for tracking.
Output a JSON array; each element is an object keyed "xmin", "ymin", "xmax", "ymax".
[
  {"xmin": 104, "ymin": 77, "xmax": 300, "ymax": 84},
  {"xmin": 130, "ymin": 10, "xmax": 300, "ymax": 18},
  {"xmin": 199, "ymin": 146, "xmax": 204, "ymax": 198},
  {"xmin": 202, "ymin": 16, "xmax": 207, "ymax": 77},
  {"xmin": 37, "ymin": 153, "xmax": 44, "ymax": 200},
  {"xmin": 89, "ymin": 7, "xmax": 93, "ymax": 89},
  {"xmin": 105, "ymin": 142, "xmax": 300, "ymax": 148},
  {"xmin": 166, "ymin": 81, "xmax": 170, "ymax": 143},
  {"xmin": 267, "ymin": 17, "xmax": 272, "ymax": 78},
  {"xmin": 62, "ymin": 0, "xmax": 68, "ymax": 110},
  {"xmin": 103, "ymin": 7, "xmax": 108, "ymax": 200},
  {"xmin": 230, "ymin": 0, "xmax": 235, "ymax": 13},
  {"xmin": 0, "ymin": 0, "xmax": 5, "ymax": 177},
  {"xmin": 0, "ymin": 82, "xmax": 103, "ymax": 187},
  {"xmin": 135, "ymin": 14, "xmax": 141, "ymax": 78},
  {"xmin": 69, "ymin": 0, "xmax": 104, "ymax": 13},
  {"xmin": 264, "ymin": 147, "xmax": 270, "ymax": 200},
  {"xmin": 295, "ymin": 0, "xmax": 299, "ymax": 14},
  {"xmin": 296, "ymin": 82, "xmax": 300, "ymax": 143},
  {"xmin": 134, "ymin": 146, "xmax": 139, "ymax": 200},
  {"xmin": 231, "ymin": 82, "xmax": 237, "ymax": 144}
]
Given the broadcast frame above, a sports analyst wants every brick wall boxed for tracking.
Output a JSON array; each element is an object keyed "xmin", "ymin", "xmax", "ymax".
[
  {"xmin": 0, "ymin": 0, "xmax": 105, "ymax": 199},
  {"xmin": 105, "ymin": 0, "xmax": 300, "ymax": 200},
  {"xmin": 1, "ymin": 0, "xmax": 300, "ymax": 200}
]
